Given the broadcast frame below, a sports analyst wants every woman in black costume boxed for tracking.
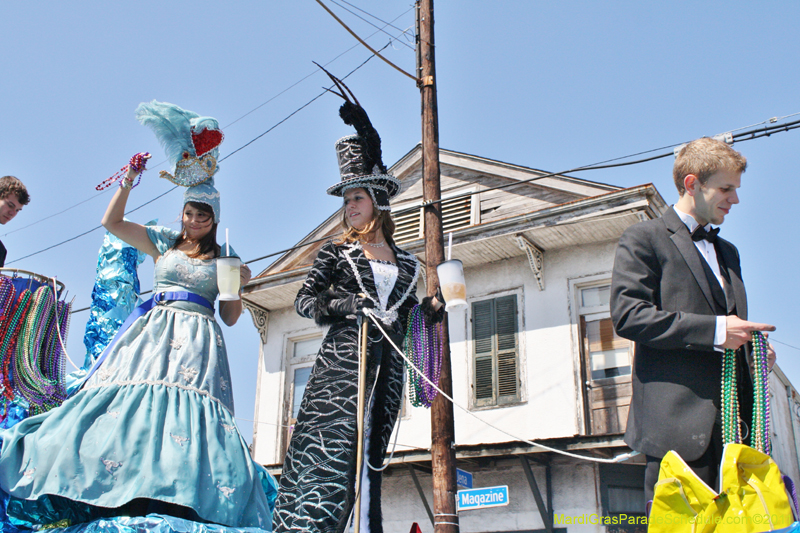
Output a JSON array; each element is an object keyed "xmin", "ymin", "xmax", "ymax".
[{"xmin": 273, "ymin": 91, "xmax": 444, "ymax": 533}]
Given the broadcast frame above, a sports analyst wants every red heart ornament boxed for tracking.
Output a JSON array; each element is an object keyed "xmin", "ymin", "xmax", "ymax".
[{"xmin": 191, "ymin": 128, "xmax": 224, "ymax": 157}]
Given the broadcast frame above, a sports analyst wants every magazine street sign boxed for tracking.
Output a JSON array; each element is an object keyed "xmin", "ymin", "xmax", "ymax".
[{"xmin": 456, "ymin": 485, "xmax": 509, "ymax": 511}]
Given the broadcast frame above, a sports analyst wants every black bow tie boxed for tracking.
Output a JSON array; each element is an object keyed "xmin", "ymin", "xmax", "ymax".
[{"xmin": 691, "ymin": 225, "xmax": 719, "ymax": 243}]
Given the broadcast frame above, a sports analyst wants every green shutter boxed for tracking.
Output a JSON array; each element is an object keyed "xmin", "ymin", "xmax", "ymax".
[
  {"xmin": 472, "ymin": 295, "xmax": 520, "ymax": 407},
  {"xmin": 495, "ymin": 295, "xmax": 519, "ymax": 403},
  {"xmin": 473, "ymin": 300, "xmax": 495, "ymax": 405},
  {"xmin": 474, "ymin": 356, "xmax": 494, "ymax": 401}
]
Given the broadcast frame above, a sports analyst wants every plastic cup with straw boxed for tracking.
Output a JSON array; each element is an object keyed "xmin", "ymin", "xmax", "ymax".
[
  {"xmin": 217, "ymin": 228, "xmax": 241, "ymax": 300},
  {"xmin": 436, "ymin": 231, "xmax": 467, "ymax": 311}
]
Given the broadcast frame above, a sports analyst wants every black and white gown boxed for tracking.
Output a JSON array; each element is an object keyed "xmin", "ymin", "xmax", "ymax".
[{"xmin": 273, "ymin": 239, "xmax": 423, "ymax": 533}]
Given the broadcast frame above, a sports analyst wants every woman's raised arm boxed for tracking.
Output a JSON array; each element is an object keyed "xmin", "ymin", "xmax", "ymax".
[{"xmin": 101, "ymin": 157, "xmax": 159, "ymax": 259}]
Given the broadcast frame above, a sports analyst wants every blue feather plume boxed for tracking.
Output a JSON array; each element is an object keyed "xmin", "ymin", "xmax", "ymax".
[{"xmin": 135, "ymin": 101, "xmax": 199, "ymax": 166}]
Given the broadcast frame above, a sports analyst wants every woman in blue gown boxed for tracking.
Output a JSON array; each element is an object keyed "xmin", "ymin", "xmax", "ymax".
[{"xmin": 0, "ymin": 104, "xmax": 275, "ymax": 530}]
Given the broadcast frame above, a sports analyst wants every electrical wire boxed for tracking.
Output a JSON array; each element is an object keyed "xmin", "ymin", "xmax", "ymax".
[
  {"xmin": 223, "ymin": 7, "xmax": 413, "ymax": 129},
  {"xmin": 328, "ymin": 0, "xmax": 415, "ymax": 50},
  {"xmin": 5, "ymin": 21, "xmax": 409, "ymax": 243},
  {"xmin": 6, "ymin": 187, "xmax": 178, "ymax": 265},
  {"xmin": 315, "ymin": 0, "xmax": 418, "ymax": 81},
  {"xmin": 365, "ymin": 311, "xmax": 639, "ymax": 465},
  {"xmin": 339, "ymin": 0, "xmax": 413, "ymax": 38},
  {"xmin": 1, "ymin": 190, "xmax": 106, "ymax": 238},
  {"xmin": 4, "ymin": 43, "xmax": 392, "ymax": 266},
  {"xmin": 240, "ymin": 114, "xmax": 800, "ymax": 268},
  {"xmin": 769, "ymin": 339, "xmax": 800, "ymax": 352}
]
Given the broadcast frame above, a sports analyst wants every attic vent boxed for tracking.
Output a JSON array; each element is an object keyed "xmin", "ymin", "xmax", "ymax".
[{"xmin": 393, "ymin": 194, "xmax": 473, "ymax": 244}]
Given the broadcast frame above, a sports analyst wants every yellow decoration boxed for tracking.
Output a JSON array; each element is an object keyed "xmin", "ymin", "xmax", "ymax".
[{"xmin": 649, "ymin": 444, "xmax": 794, "ymax": 533}]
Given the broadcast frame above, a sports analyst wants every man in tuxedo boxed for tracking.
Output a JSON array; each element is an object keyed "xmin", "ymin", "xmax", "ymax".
[
  {"xmin": 610, "ymin": 137, "xmax": 776, "ymax": 500},
  {"xmin": 0, "ymin": 176, "xmax": 29, "ymax": 267}
]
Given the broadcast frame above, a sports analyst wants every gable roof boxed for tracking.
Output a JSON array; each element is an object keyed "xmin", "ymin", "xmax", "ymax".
[
  {"xmin": 254, "ymin": 145, "xmax": 620, "ymax": 277},
  {"xmin": 243, "ymin": 146, "xmax": 666, "ymax": 311}
]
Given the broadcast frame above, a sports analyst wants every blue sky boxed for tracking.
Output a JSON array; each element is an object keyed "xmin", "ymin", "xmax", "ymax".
[{"xmin": 2, "ymin": 2, "xmax": 799, "ymax": 444}]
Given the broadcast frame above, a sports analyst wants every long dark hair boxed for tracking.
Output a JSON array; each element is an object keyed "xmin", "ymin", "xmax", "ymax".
[{"xmin": 172, "ymin": 201, "xmax": 221, "ymax": 259}]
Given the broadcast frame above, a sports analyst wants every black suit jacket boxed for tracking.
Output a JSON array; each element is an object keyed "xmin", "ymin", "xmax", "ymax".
[{"xmin": 610, "ymin": 206, "xmax": 748, "ymax": 461}]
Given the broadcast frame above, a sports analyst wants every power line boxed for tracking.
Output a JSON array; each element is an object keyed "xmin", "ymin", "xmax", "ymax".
[
  {"xmin": 5, "ymin": 21, "xmax": 411, "ymax": 244},
  {"xmin": 4, "ymin": 43, "xmax": 392, "ymax": 266},
  {"xmin": 1, "ymin": 190, "xmax": 106, "ymax": 238},
  {"xmin": 26, "ymin": 112, "xmax": 799, "ymax": 269},
  {"xmin": 7, "ymin": 187, "xmax": 178, "ymax": 265},
  {"xmin": 239, "ymin": 115, "xmax": 800, "ymax": 267},
  {"xmin": 63, "ymin": 114, "xmax": 800, "ymax": 367},
  {"xmin": 221, "ymin": 42, "xmax": 390, "ymax": 161},
  {"xmin": 339, "ymin": 0, "xmax": 412, "ymax": 36},
  {"xmin": 223, "ymin": 6, "xmax": 413, "ymax": 129},
  {"xmin": 328, "ymin": 0, "xmax": 415, "ymax": 50},
  {"xmin": 770, "ymin": 338, "xmax": 800, "ymax": 352}
]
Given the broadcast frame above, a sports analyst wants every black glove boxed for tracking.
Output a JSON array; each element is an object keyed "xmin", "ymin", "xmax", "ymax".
[
  {"xmin": 421, "ymin": 294, "xmax": 446, "ymax": 324},
  {"xmin": 435, "ymin": 286, "xmax": 445, "ymax": 305},
  {"xmin": 325, "ymin": 293, "xmax": 375, "ymax": 317}
]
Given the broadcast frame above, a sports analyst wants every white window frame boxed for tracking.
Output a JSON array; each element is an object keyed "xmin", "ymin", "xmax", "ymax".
[
  {"xmin": 568, "ymin": 273, "xmax": 634, "ymax": 435},
  {"xmin": 466, "ymin": 286, "xmax": 526, "ymax": 411},
  {"xmin": 279, "ymin": 328, "xmax": 324, "ymax": 456}
]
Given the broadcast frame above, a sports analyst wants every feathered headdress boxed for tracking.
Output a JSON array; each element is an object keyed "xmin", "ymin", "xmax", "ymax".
[
  {"xmin": 136, "ymin": 100, "xmax": 223, "ymax": 222},
  {"xmin": 135, "ymin": 100, "xmax": 224, "ymax": 188},
  {"xmin": 318, "ymin": 68, "xmax": 400, "ymax": 210}
]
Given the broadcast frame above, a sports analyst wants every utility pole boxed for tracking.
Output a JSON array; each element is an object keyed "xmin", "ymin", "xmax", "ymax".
[{"xmin": 417, "ymin": 1, "xmax": 459, "ymax": 532}]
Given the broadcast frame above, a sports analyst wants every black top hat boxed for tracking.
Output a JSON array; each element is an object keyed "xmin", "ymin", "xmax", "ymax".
[
  {"xmin": 327, "ymin": 124, "xmax": 400, "ymax": 199},
  {"xmin": 318, "ymin": 70, "xmax": 400, "ymax": 200}
]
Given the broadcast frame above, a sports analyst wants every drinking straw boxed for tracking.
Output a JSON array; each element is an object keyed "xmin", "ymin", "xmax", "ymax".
[{"xmin": 447, "ymin": 232, "xmax": 453, "ymax": 261}]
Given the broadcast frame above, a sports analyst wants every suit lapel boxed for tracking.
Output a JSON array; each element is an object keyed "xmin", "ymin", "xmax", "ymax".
[
  {"xmin": 717, "ymin": 239, "xmax": 748, "ymax": 320},
  {"xmin": 664, "ymin": 207, "xmax": 718, "ymax": 312}
]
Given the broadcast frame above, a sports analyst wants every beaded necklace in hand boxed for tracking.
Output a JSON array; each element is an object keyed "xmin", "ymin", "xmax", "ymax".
[
  {"xmin": 95, "ymin": 152, "xmax": 150, "ymax": 191},
  {"xmin": 404, "ymin": 304, "xmax": 443, "ymax": 408},
  {"xmin": 750, "ymin": 332, "xmax": 772, "ymax": 454},
  {"xmin": 721, "ymin": 331, "xmax": 772, "ymax": 454}
]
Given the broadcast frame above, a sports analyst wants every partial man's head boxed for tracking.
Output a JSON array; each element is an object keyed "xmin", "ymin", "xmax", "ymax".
[
  {"xmin": 673, "ymin": 138, "xmax": 746, "ymax": 226},
  {"xmin": 0, "ymin": 176, "xmax": 30, "ymax": 225}
]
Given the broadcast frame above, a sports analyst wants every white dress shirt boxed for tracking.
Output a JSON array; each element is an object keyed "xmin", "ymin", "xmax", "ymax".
[{"xmin": 673, "ymin": 206, "xmax": 728, "ymax": 349}]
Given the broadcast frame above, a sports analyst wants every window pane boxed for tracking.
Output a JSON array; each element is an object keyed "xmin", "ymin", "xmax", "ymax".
[
  {"xmin": 608, "ymin": 486, "xmax": 645, "ymax": 514},
  {"xmin": 587, "ymin": 318, "xmax": 628, "ymax": 352},
  {"xmin": 292, "ymin": 367, "xmax": 312, "ymax": 418},
  {"xmin": 293, "ymin": 337, "xmax": 322, "ymax": 358},
  {"xmin": 590, "ymin": 348, "xmax": 632, "ymax": 380},
  {"xmin": 585, "ymin": 317, "xmax": 631, "ymax": 380},
  {"xmin": 581, "ymin": 285, "xmax": 610, "ymax": 308}
]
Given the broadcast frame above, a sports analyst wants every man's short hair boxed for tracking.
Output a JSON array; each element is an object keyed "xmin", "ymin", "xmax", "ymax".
[
  {"xmin": 673, "ymin": 138, "xmax": 747, "ymax": 195},
  {"xmin": 0, "ymin": 176, "xmax": 30, "ymax": 205}
]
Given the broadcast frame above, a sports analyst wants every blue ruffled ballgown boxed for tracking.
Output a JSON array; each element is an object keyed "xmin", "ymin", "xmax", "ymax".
[{"xmin": 0, "ymin": 226, "xmax": 276, "ymax": 531}]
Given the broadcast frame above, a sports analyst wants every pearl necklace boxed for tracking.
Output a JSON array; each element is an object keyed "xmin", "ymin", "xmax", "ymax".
[{"xmin": 364, "ymin": 240, "xmax": 386, "ymax": 248}]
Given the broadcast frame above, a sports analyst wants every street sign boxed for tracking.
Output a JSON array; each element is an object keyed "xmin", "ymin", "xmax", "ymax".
[
  {"xmin": 456, "ymin": 468, "xmax": 473, "ymax": 489},
  {"xmin": 456, "ymin": 485, "xmax": 509, "ymax": 511}
]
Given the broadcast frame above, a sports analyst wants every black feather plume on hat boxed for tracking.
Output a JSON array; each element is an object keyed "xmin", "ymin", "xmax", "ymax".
[{"xmin": 339, "ymin": 101, "xmax": 387, "ymax": 175}]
